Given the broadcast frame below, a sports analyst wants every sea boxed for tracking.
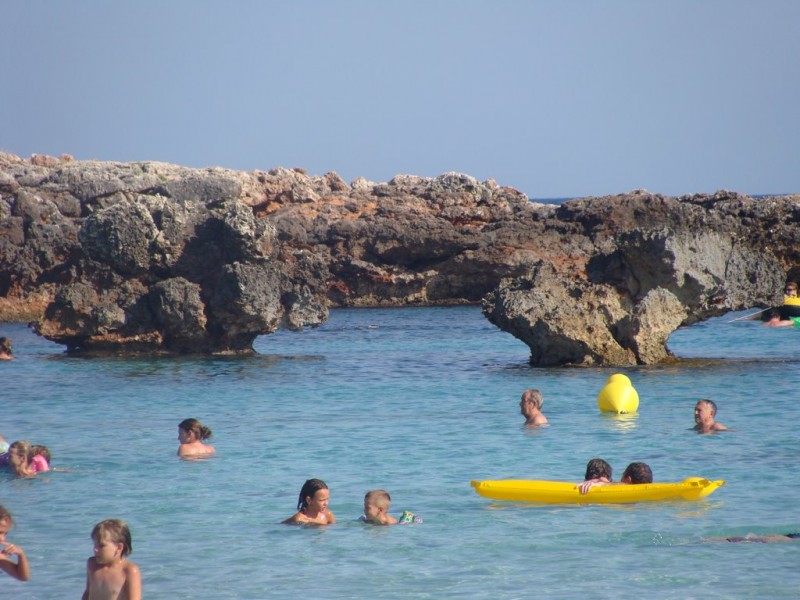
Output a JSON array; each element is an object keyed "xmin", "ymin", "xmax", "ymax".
[{"xmin": 1, "ymin": 305, "xmax": 798, "ymax": 599}]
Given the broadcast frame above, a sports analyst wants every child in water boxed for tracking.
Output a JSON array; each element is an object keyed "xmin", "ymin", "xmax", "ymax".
[
  {"xmin": 0, "ymin": 504, "xmax": 30, "ymax": 581},
  {"xmin": 360, "ymin": 489, "xmax": 421, "ymax": 525},
  {"xmin": 0, "ymin": 337, "xmax": 13, "ymax": 360},
  {"xmin": 7, "ymin": 440, "xmax": 50, "ymax": 477},
  {"xmin": 82, "ymin": 519, "xmax": 141, "ymax": 600},
  {"xmin": 361, "ymin": 490, "xmax": 398, "ymax": 525},
  {"xmin": 177, "ymin": 418, "xmax": 216, "ymax": 458},
  {"xmin": 283, "ymin": 479, "xmax": 336, "ymax": 525}
]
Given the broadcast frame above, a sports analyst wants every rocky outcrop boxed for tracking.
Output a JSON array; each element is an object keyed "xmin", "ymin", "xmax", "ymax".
[
  {"xmin": 0, "ymin": 153, "xmax": 327, "ymax": 353},
  {"xmin": 1, "ymin": 152, "xmax": 798, "ymax": 362},
  {"xmin": 483, "ymin": 192, "xmax": 796, "ymax": 365}
]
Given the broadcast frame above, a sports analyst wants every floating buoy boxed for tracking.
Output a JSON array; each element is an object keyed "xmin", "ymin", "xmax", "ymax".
[
  {"xmin": 597, "ymin": 373, "xmax": 639, "ymax": 414},
  {"xmin": 607, "ymin": 373, "xmax": 632, "ymax": 386}
]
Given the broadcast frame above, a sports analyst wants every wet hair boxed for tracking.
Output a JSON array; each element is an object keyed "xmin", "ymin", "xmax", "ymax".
[
  {"xmin": 9, "ymin": 440, "xmax": 31, "ymax": 463},
  {"xmin": 0, "ymin": 504, "xmax": 13, "ymax": 525},
  {"xmin": 297, "ymin": 478, "xmax": 329, "ymax": 510},
  {"xmin": 622, "ymin": 462, "xmax": 653, "ymax": 484},
  {"xmin": 0, "ymin": 337, "xmax": 12, "ymax": 354},
  {"xmin": 30, "ymin": 444, "xmax": 51, "ymax": 465},
  {"xmin": 697, "ymin": 399, "xmax": 718, "ymax": 417},
  {"xmin": 178, "ymin": 418, "xmax": 212, "ymax": 440},
  {"xmin": 584, "ymin": 458, "xmax": 613, "ymax": 481},
  {"xmin": 364, "ymin": 489, "xmax": 392, "ymax": 509},
  {"xmin": 91, "ymin": 519, "xmax": 133, "ymax": 556},
  {"xmin": 520, "ymin": 389, "xmax": 543, "ymax": 409}
]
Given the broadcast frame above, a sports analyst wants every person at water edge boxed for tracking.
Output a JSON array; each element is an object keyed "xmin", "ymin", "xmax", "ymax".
[
  {"xmin": 7, "ymin": 440, "xmax": 50, "ymax": 477},
  {"xmin": 0, "ymin": 337, "xmax": 13, "ymax": 360},
  {"xmin": 82, "ymin": 519, "xmax": 141, "ymax": 600},
  {"xmin": 0, "ymin": 504, "xmax": 30, "ymax": 582},
  {"xmin": 784, "ymin": 282, "xmax": 798, "ymax": 299},
  {"xmin": 578, "ymin": 462, "xmax": 652, "ymax": 494},
  {"xmin": 693, "ymin": 399, "xmax": 728, "ymax": 434},
  {"xmin": 361, "ymin": 489, "xmax": 398, "ymax": 525},
  {"xmin": 520, "ymin": 389, "xmax": 548, "ymax": 426},
  {"xmin": 177, "ymin": 418, "xmax": 215, "ymax": 458},
  {"xmin": 283, "ymin": 478, "xmax": 336, "ymax": 525}
]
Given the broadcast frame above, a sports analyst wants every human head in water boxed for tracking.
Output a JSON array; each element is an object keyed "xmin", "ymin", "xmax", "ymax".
[
  {"xmin": 178, "ymin": 418, "xmax": 213, "ymax": 441},
  {"xmin": 584, "ymin": 458, "xmax": 612, "ymax": 481},
  {"xmin": 297, "ymin": 478, "xmax": 329, "ymax": 511},
  {"xmin": 0, "ymin": 337, "xmax": 13, "ymax": 359},
  {"xmin": 621, "ymin": 462, "xmax": 652, "ymax": 484}
]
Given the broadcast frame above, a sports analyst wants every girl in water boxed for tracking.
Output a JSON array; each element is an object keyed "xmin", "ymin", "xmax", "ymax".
[
  {"xmin": 177, "ymin": 419, "xmax": 215, "ymax": 458},
  {"xmin": 0, "ymin": 504, "xmax": 30, "ymax": 581},
  {"xmin": 283, "ymin": 479, "xmax": 336, "ymax": 525},
  {"xmin": 7, "ymin": 441, "xmax": 49, "ymax": 477}
]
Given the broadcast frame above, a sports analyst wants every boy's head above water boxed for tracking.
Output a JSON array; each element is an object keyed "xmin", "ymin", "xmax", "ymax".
[{"xmin": 363, "ymin": 489, "xmax": 397, "ymax": 524}]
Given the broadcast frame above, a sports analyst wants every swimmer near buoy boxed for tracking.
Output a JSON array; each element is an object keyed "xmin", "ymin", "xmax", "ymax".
[{"xmin": 597, "ymin": 373, "xmax": 639, "ymax": 414}]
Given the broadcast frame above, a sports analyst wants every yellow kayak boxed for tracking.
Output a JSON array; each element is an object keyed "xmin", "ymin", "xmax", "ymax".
[{"xmin": 470, "ymin": 477, "xmax": 725, "ymax": 504}]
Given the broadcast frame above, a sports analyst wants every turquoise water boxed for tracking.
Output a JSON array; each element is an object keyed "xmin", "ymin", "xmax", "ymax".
[{"xmin": 1, "ymin": 306, "xmax": 798, "ymax": 599}]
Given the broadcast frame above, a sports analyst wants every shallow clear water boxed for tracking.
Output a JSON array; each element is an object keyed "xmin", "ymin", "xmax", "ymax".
[{"xmin": 1, "ymin": 307, "xmax": 798, "ymax": 599}]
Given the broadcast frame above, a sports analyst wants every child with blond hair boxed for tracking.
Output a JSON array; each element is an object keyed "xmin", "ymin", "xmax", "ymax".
[
  {"xmin": 7, "ymin": 440, "xmax": 49, "ymax": 477},
  {"xmin": 361, "ymin": 490, "xmax": 399, "ymax": 525},
  {"xmin": 82, "ymin": 519, "xmax": 141, "ymax": 600},
  {"xmin": 0, "ymin": 505, "xmax": 30, "ymax": 581}
]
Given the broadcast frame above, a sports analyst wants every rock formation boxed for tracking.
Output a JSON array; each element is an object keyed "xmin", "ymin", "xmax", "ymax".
[
  {"xmin": 1, "ymin": 152, "xmax": 798, "ymax": 363},
  {"xmin": 0, "ymin": 153, "xmax": 327, "ymax": 353}
]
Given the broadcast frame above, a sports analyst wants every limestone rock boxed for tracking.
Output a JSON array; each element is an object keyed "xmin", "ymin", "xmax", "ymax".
[{"xmin": 2, "ymin": 152, "xmax": 799, "ymax": 363}]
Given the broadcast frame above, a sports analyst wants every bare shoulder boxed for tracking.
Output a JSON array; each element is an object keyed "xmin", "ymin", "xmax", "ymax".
[
  {"xmin": 124, "ymin": 560, "xmax": 141, "ymax": 577},
  {"xmin": 282, "ymin": 512, "xmax": 302, "ymax": 524}
]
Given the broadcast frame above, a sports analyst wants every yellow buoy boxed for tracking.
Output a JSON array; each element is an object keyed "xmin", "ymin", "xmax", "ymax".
[
  {"xmin": 597, "ymin": 375, "xmax": 639, "ymax": 414},
  {"xmin": 607, "ymin": 373, "xmax": 632, "ymax": 386}
]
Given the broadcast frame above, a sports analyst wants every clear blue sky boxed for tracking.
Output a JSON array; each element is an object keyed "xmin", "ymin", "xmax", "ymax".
[{"xmin": 3, "ymin": 1, "xmax": 798, "ymax": 199}]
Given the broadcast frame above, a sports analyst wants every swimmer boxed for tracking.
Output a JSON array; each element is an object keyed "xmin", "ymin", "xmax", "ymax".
[
  {"xmin": 708, "ymin": 532, "xmax": 800, "ymax": 543},
  {"xmin": 0, "ymin": 337, "xmax": 13, "ymax": 361},
  {"xmin": 578, "ymin": 462, "xmax": 652, "ymax": 494},
  {"xmin": 82, "ymin": 519, "xmax": 141, "ymax": 600},
  {"xmin": 762, "ymin": 308, "xmax": 796, "ymax": 327},
  {"xmin": 361, "ymin": 489, "xmax": 398, "ymax": 525},
  {"xmin": 177, "ymin": 418, "xmax": 215, "ymax": 458},
  {"xmin": 0, "ymin": 504, "xmax": 30, "ymax": 581},
  {"xmin": 584, "ymin": 457, "xmax": 613, "ymax": 481},
  {"xmin": 693, "ymin": 399, "xmax": 728, "ymax": 434},
  {"xmin": 283, "ymin": 478, "xmax": 336, "ymax": 525},
  {"xmin": 7, "ymin": 440, "xmax": 50, "ymax": 478},
  {"xmin": 520, "ymin": 389, "xmax": 548, "ymax": 426}
]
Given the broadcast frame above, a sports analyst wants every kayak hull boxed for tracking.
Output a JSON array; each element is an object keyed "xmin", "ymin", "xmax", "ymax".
[{"xmin": 470, "ymin": 477, "xmax": 725, "ymax": 504}]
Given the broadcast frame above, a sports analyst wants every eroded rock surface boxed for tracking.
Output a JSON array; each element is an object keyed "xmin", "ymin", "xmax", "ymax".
[
  {"xmin": 0, "ymin": 153, "xmax": 327, "ymax": 353},
  {"xmin": 1, "ymin": 152, "xmax": 798, "ymax": 362}
]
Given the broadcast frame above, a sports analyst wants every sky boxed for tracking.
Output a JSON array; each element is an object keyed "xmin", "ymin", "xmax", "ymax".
[{"xmin": 2, "ymin": 1, "xmax": 798, "ymax": 199}]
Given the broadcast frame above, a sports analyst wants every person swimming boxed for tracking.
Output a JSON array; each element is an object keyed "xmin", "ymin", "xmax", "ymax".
[
  {"xmin": 282, "ymin": 479, "xmax": 336, "ymax": 525},
  {"xmin": 177, "ymin": 418, "xmax": 216, "ymax": 458},
  {"xmin": 722, "ymin": 532, "xmax": 800, "ymax": 543}
]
